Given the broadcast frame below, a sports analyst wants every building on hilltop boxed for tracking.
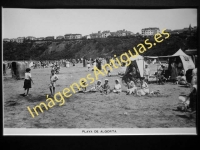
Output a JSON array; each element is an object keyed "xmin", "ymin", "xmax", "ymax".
[
  {"xmin": 36, "ymin": 37, "xmax": 44, "ymax": 40},
  {"xmin": 10, "ymin": 38, "xmax": 18, "ymax": 42},
  {"xmin": 64, "ymin": 34, "xmax": 82, "ymax": 39},
  {"xmin": 45, "ymin": 36, "xmax": 54, "ymax": 40},
  {"xmin": 116, "ymin": 29, "xmax": 127, "ymax": 36},
  {"xmin": 26, "ymin": 36, "xmax": 36, "ymax": 40},
  {"xmin": 90, "ymin": 31, "xmax": 102, "ymax": 39},
  {"xmin": 141, "ymin": 27, "xmax": 160, "ymax": 36},
  {"xmin": 56, "ymin": 36, "xmax": 64, "ymax": 40},
  {"xmin": 17, "ymin": 37, "xmax": 25, "ymax": 43},
  {"xmin": 3, "ymin": 38, "xmax": 10, "ymax": 42},
  {"xmin": 101, "ymin": 30, "xmax": 111, "ymax": 38}
]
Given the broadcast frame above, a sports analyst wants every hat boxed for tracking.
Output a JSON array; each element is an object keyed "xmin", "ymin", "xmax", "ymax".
[
  {"xmin": 97, "ymin": 80, "xmax": 101, "ymax": 83},
  {"xmin": 105, "ymin": 79, "xmax": 109, "ymax": 81},
  {"xmin": 26, "ymin": 68, "xmax": 31, "ymax": 72},
  {"xmin": 115, "ymin": 79, "xmax": 120, "ymax": 83}
]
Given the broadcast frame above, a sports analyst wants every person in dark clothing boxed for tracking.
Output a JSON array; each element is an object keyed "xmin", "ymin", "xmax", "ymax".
[
  {"xmin": 188, "ymin": 85, "xmax": 197, "ymax": 112},
  {"xmin": 158, "ymin": 65, "xmax": 167, "ymax": 84}
]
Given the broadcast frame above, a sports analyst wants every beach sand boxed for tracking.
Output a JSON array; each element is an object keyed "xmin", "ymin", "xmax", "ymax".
[{"xmin": 3, "ymin": 63, "xmax": 196, "ymax": 128}]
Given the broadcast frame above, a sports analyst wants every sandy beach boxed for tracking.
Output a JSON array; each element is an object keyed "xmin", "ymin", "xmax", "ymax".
[{"xmin": 3, "ymin": 63, "xmax": 196, "ymax": 128}]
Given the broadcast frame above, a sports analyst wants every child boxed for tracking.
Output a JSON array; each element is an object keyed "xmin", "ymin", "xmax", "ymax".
[
  {"xmin": 87, "ymin": 60, "xmax": 91, "ymax": 71},
  {"xmin": 90, "ymin": 80, "xmax": 102, "ymax": 92},
  {"xmin": 113, "ymin": 79, "xmax": 122, "ymax": 93},
  {"xmin": 101, "ymin": 79, "xmax": 111, "ymax": 94},
  {"xmin": 137, "ymin": 77, "xmax": 149, "ymax": 96},
  {"xmin": 49, "ymin": 70, "xmax": 58, "ymax": 96},
  {"xmin": 23, "ymin": 68, "xmax": 34, "ymax": 96},
  {"xmin": 126, "ymin": 78, "xmax": 137, "ymax": 95},
  {"xmin": 78, "ymin": 80, "xmax": 87, "ymax": 93}
]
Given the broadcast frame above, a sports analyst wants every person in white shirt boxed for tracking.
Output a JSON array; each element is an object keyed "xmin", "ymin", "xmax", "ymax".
[
  {"xmin": 137, "ymin": 77, "xmax": 149, "ymax": 96},
  {"xmin": 49, "ymin": 70, "xmax": 58, "ymax": 96},
  {"xmin": 23, "ymin": 68, "xmax": 34, "ymax": 96},
  {"xmin": 87, "ymin": 60, "xmax": 91, "ymax": 71},
  {"xmin": 113, "ymin": 79, "xmax": 122, "ymax": 93},
  {"xmin": 90, "ymin": 80, "xmax": 102, "ymax": 92},
  {"xmin": 126, "ymin": 78, "xmax": 137, "ymax": 95},
  {"xmin": 144, "ymin": 64, "xmax": 150, "ymax": 83}
]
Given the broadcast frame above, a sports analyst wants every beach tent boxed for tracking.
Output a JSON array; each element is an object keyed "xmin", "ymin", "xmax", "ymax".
[
  {"xmin": 167, "ymin": 49, "xmax": 195, "ymax": 72},
  {"xmin": 124, "ymin": 55, "xmax": 145, "ymax": 77},
  {"xmin": 150, "ymin": 49, "xmax": 195, "ymax": 72},
  {"xmin": 11, "ymin": 61, "xmax": 28, "ymax": 79}
]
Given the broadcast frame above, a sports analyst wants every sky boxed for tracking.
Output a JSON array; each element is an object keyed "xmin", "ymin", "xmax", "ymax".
[{"xmin": 2, "ymin": 8, "xmax": 197, "ymax": 39}]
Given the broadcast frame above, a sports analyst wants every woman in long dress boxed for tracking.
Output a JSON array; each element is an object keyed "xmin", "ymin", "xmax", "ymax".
[{"xmin": 170, "ymin": 62, "xmax": 178, "ymax": 84}]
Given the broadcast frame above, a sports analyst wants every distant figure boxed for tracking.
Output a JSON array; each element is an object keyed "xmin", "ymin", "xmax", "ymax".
[
  {"xmin": 87, "ymin": 60, "xmax": 91, "ymax": 71},
  {"xmin": 144, "ymin": 64, "xmax": 150, "ymax": 83},
  {"xmin": 23, "ymin": 68, "xmax": 34, "ymax": 96},
  {"xmin": 170, "ymin": 62, "xmax": 178, "ymax": 84},
  {"xmin": 96, "ymin": 58, "xmax": 102, "ymax": 70},
  {"xmin": 49, "ymin": 70, "xmax": 58, "ymax": 96},
  {"xmin": 66, "ymin": 60, "xmax": 70, "ymax": 68},
  {"xmin": 83, "ymin": 59, "xmax": 86, "ymax": 67}
]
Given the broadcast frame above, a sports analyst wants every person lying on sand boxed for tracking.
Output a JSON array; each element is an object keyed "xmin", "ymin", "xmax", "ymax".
[{"xmin": 113, "ymin": 79, "xmax": 122, "ymax": 93}]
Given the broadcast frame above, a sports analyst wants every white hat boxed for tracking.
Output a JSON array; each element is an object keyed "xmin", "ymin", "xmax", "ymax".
[{"xmin": 105, "ymin": 79, "xmax": 108, "ymax": 81}]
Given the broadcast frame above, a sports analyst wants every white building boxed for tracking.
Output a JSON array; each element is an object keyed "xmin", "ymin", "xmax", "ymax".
[{"xmin": 141, "ymin": 27, "xmax": 160, "ymax": 36}]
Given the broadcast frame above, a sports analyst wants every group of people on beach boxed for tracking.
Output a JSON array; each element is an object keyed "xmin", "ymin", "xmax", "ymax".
[{"xmin": 77, "ymin": 76, "xmax": 150, "ymax": 96}]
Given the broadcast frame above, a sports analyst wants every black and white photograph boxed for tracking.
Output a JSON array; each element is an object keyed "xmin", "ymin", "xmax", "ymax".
[{"xmin": 2, "ymin": 8, "xmax": 197, "ymax": 135}]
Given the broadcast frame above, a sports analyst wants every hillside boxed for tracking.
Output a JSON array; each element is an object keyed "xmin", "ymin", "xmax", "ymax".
[{"xmin": 3, "ymin": 31, "xmax": 197, "ymax": 60}]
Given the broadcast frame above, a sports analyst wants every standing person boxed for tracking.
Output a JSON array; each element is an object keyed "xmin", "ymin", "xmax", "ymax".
[
  {"xmin": 144, "ymin": 64, "xmax": 150, "ymax": 83},
  {"xmin": 188, "ymin": 69, "xmax": 197, "ymax": 112},
  {"xmin": 23, "ymin": 68, "xmax": 34, "ymax": 96},
  {"xmin": 158, "ymin": 65, "xmax": 167, "ymax": 84},
  {"xmin": 66, "ymin": 60, "xmax": 70, "ymax": 68},
  {"xmin": 49, "ymin": 70, "xmax": 59, "ymax": 96},
  {"xmin": 170, "ymin": 62, "xmax": 178, "ymax": 84},
  {"xmin": 83, "ymin": 58, "xmax": 86, "ymax": 67},
  {"xmin": 87, "ymin": 59, "xmax": 91, "ymax": 71}
]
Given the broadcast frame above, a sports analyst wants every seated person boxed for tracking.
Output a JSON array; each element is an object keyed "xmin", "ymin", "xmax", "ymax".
[
  {"xmin": 90, "ymin": 80, "xmax": 102, "ymax": 92},
  {"xmin": 113, "ymin": 79, "xmax": 122, "ymax": 93},
  {"xmin": 188, "ymin": 79, "xmax": 197, "ymax": 112},
  {"xmin": 157, "ymin": 65, "xmax": 167, "ymax": 84},
  {"xmin": 78, "ymin": 80, "xmax": 87, "ymax": 92},
  {"xmin": 137, "ymin": 77, "xmax": 150, "ymax": 96},
  {"xmin": 126, "ymin": 78, "xmax": 137, "ymax": 95},
  {"xmin": 177, "ymin": 69, "xmax": 187, "ymax": 85},
  {"xmin": 101, "ymin": 79, "xmax": 111, "ymax": 94}
]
